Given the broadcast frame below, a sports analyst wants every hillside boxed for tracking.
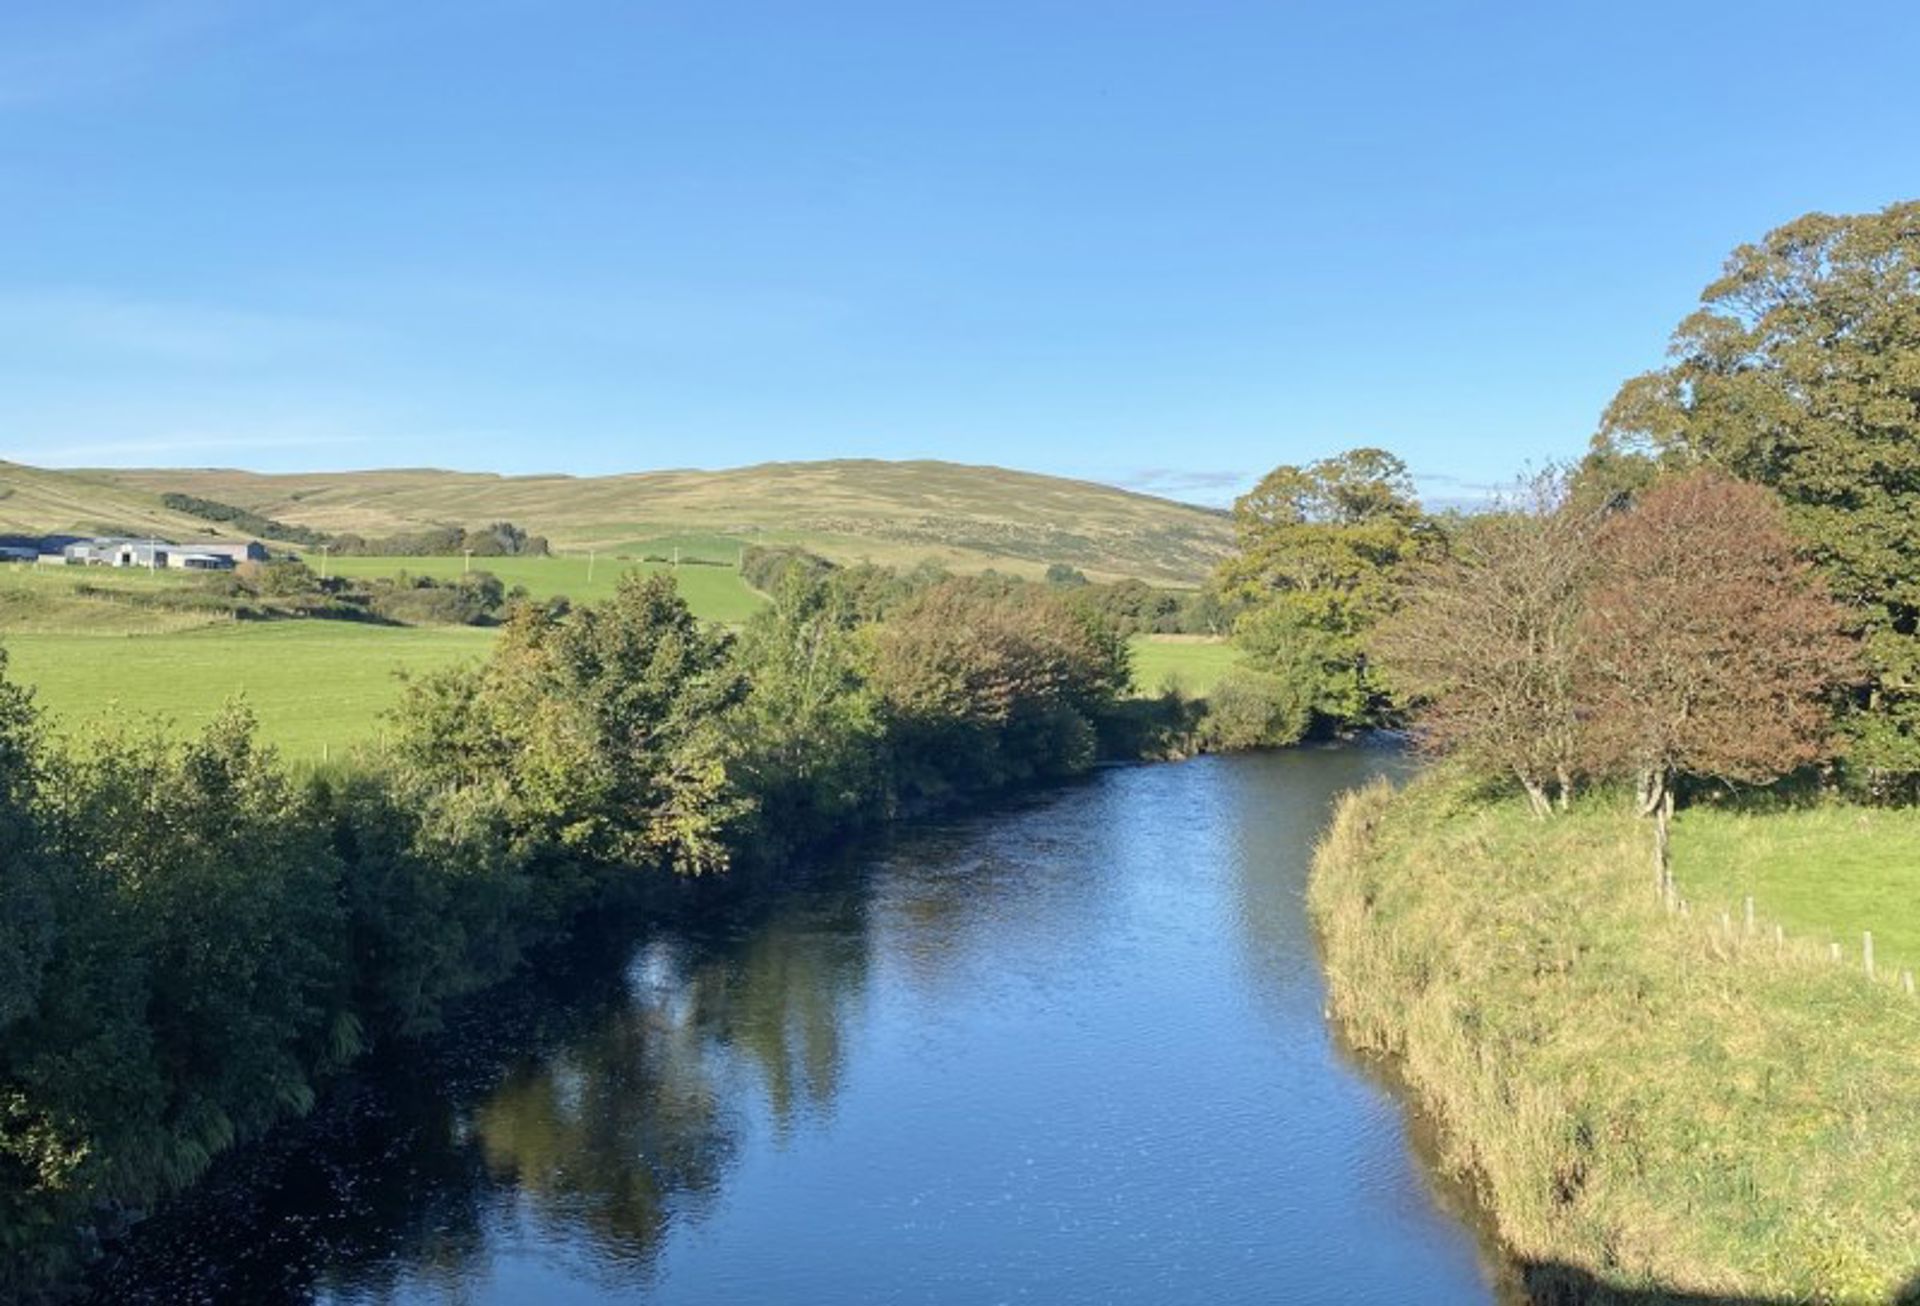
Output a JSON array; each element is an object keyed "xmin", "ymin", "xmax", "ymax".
[
  {"xmin": 0, "ymin": 461, "xmax": 233, "ymax": 543},
  {"xmin": 75, "ymin": 459, "xmax": 1233, "ymax": 584}
]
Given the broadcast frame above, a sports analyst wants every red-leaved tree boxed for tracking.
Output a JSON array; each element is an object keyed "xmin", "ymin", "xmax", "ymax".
[{"xmin": 1579, "ymin": 469, "xmax": 1855, "ymax": 820}]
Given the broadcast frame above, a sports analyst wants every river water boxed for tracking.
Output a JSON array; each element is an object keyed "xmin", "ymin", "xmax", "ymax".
[{"xmin": 94, "ymin": 748, "xmax": 1502, "ymax": 1304}]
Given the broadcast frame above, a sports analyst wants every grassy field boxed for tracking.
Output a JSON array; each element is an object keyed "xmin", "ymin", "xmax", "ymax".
[
  {"xmin": 3, "ymin": 610, "xmax": 1211, "ymax": 760},
  {"xmin": 0, "ymin": 563, "xmax": 229, "ymax": 634},
  {"xmin": 75, "ymin": 459, "xmax": 1233, "ymax": 583},
  {"xmin": 1126, "ymin": 635, "xmax": 1239, "ymax": 697},
  {"xmin": 1312, "ymin": 777, "xmax": 1920, "ymax": 1302},
  {"xmin": 0, "ymin": 557, "xmax": 768, "ymax": 756},
  {"xmin": 3, "ymin": 623, "xmax": 497, "ymax": 760},
  {"xmin": 322, "ymin": 554, "xmax": 768, "ymax": 622},
  {"xmin": 1676, "ymin": 805, "xmax": 1920, "ymax": 981}
]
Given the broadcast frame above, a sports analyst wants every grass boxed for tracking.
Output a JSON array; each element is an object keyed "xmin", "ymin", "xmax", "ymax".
[
  {"xmin": 0, "ymin": 563, "xmax": 231, "ymax": 634},
  {"xmin": 2, "ymin": 568, "xmax": 1206, "ymax": 762},
  {"xmin": 320, "ymin": 554, "xmax": 768, "ymax": 622},
  {"xmin": 3, "ymin": 624, "xmax": 498, "ymax": 760},
  {"xmin": 1126, "ymin": 634, "xmax": 1239, "ymax": 697},
  {"xmin": 1676, "ymin": 805, "xmax": 1920, "ymax": 983},
  {"xmin": 1311, "ymin": 775, "xmax": 1920, "ymax": 1303},
  {"xmin": 0, "ymin": 558, "xmax": 766, "ymax": 757}
]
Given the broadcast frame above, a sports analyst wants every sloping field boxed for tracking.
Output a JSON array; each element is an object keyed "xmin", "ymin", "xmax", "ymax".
[
  {"xmin": 0, "ymin": 461, "xmax": 224, "ymax": 542},
  {"xmin": 83, "ymin": 459, "xmax": 1233, "ymax": 583}
]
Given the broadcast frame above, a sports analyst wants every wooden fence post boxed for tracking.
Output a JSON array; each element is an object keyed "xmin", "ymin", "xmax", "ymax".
[
  {"xmin": 1864, "ymin": 931, "xmax": 1875, "ymax": 980},
  {"xmin": 1744, "ymin": 896, "xmax": 1755, "ymax": 937}
]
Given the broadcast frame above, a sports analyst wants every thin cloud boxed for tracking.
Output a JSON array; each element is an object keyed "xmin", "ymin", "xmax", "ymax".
[{"xmin": 1116, "ymin": 467, "xmax": 1249, "ymax": 504}]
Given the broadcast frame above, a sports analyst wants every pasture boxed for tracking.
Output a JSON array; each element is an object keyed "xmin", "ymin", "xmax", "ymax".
[
  {"xmin": 3, "ymin": 623, "xmax": 497, "ymax": 760},
  {"xmin": 1127, "ymin": 635, "xmax": 1239, "ymax": 697},
  {"xmin": 1676, "ymin": 805, "xmax": 1920, "ymax": 980}
]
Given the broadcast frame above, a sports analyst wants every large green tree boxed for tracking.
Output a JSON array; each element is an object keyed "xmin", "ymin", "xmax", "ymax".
[
  {"xmin": 1597, "ymin": 200, "xmax": 1920, "ymax": 791},
  {"xmin": 1216, "ymin": 447, "xmax": 1432, "ymax": 729},
  {"xmin": 393, "ymin": 572, "xmax": 750, "ymax": 880}
]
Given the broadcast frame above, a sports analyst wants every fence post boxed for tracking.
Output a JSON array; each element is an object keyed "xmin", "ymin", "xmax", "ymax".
[
  {"xmin": 1774, "ymin": 924, "xmax": 1784, "ymax": 949},
  {"xmin": 1864, "ymin": 931, "xmax": 1875, "ymax": 980},
  {"xmin": 1905, "ymin": 971, "xmax": 1915, "ymax": 997},
  {"xmin": 1830, "ymin": 942, "xmax": 1842, "ymax": 964},
  {"xmin": 1744, "ymin": 896, "xmax": 1755, "ymax": 937}
]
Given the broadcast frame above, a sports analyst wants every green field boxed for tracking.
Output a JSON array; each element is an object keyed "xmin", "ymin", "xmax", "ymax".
[
  {"xmin": 1676, "ymin": 806, "xmax": 1920, "ymax": 978},
  {"xmin": 1127, "ymin": 635, "xmax": 1239, "ymax": 697},
  {"xmin": 4, "ymin": 615, "xmax": 1212, "ymax": 760},
  {"xmin": 321, "ymin": 554, "xmax": 767, "ymax": 622},
  {"xmin": 0, "ymin": 557, "xmax": 767, "ymax": 758},
  {"xmin": 3, "ymin": 623, "xmax": 497, "ymax": 760}
]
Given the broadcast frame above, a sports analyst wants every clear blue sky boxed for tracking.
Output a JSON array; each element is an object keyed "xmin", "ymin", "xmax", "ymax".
[{"xmin": 3, "ymin": 2, "xmax": 1917, "ymax": 506}]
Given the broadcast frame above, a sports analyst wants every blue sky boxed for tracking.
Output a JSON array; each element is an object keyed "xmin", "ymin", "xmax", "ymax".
[{"xmin": 3, "ymin": 1, "xmax": 1917, "ymax": 506}]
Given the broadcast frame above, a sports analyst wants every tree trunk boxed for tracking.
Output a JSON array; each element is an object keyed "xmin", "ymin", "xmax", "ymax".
[
  {"xmin": 1555, "ymin": 764, "xmax": 1573, "ymax": 811},
  {"xmin": 1519, "ymin": 772, "xmax": 1552, "ymax": 820},
  {"xmin": 1635, "ymin": 767, "xmax": 1668, "ymax": 819},
  {"xmin": 1652, "ymin": 785, "xmax": 1674, "ymax": 895}
]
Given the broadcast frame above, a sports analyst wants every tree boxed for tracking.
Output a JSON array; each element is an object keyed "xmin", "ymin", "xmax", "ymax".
[
  {"xmin": 392, "ymin": 572, "xmax": 751, "ymax": 880},
  {"xmin": 1596, "ymin": 200, "xmax": 1920, "ymax": 793},
  {"xmin": 1579, "ymin": 470, "xmax": 1854, "ymax": 820},
  {"xmin": 726, "ymin": 566, "xmax": 885, "ymax": 856},
  {"xmin": 1373, "ymin": 473, "xmax": 1600, "ymax": 817},
  {"xmin": 869, "ymin": 578, "xmax": 1130, "ymax": 797},
  {"xmin": 0, "ymin": 649, "xmax": 51, "ymax": 1033},
  {"xmin": 1215, "ymin": 448, "xmax": 1432, "ymax": 729}
]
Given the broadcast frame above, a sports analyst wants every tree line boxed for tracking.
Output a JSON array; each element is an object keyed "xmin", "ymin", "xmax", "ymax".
[
  {"xmin": 1212, "ymin": 200, "xmax": 1920, "ymax": 812},
  {"xmin": 0, "ymin": 564, "xmax": 1133, "ymax": 1294}
]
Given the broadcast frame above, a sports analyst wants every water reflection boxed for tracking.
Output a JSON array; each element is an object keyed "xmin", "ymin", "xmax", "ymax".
[{"xmin": 93, "ymin": 750, "xmax": 1497, "ymax": 1305}]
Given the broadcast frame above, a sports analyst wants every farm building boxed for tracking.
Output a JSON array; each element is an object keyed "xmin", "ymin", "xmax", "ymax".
[{"xmin": 60, "ymin": 537, "xmax": 269, "ymax": 569}]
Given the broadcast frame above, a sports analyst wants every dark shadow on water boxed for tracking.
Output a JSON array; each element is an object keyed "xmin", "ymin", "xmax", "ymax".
[{"xmin": 1519, "ymin": 1263, "xmax": 1920, "ymax": 1305}]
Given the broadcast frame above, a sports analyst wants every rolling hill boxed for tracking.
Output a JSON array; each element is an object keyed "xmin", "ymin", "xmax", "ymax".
[
  {"xmin": 61, "ymin": 459, "xmax": 1234, "ymax": 584},
  {"xmin": 0, "ymin": 461, "xmax": 236, "ymax": 543}
]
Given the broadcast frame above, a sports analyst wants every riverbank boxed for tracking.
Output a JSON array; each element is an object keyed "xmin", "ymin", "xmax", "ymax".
[{"xmin": 1310, "ymin": 774, "xmax": 1920, "ymax": 1303}]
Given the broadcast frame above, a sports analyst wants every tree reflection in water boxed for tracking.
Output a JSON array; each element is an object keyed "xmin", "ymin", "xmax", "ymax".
[{"xmin": 92, "ymin": 867, "xmax": 877, "ymax": 1303}]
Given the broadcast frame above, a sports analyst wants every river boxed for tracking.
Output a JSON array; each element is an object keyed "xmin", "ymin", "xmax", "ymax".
[{"xmin": 92, "ymin": 747, "xmax": 1503, "ymax": 1304}]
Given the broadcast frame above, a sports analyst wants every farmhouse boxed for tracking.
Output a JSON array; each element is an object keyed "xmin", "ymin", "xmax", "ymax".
[{"xmin": 59, "ymin": 537, "xmax": 270, "ymax": 570}]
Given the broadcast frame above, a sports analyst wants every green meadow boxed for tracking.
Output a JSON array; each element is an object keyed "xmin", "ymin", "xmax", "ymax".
[
  {"xmin": 3, "ymin": 623, "xmax": 498, "ymax": 760},
  {"xmin": 2, "ymin": 558, "xmax": 1234, "ymax": 757},
  {"xmin": 1676, "ymin": 805, "xmax": 1920, "ymax": 980},
  {"xmin": 1125, "ymin": 635, "xmax": 1238, "ymax": 697}
]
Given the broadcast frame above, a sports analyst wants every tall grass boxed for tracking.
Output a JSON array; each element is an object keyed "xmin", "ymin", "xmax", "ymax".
[{"xmin": 1310, "ymin": 774, "xmax": 1920, "ymax": 1303}]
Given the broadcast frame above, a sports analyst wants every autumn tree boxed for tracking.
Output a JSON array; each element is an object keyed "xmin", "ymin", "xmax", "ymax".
[
  {"xmin": 1215, "ymin": 448, "xmax": 1433, "ymax": 730},
  {"xmin": 1596, "ymin": 200, "xmax": 1920, "ymax": 792},
  {"xmin": 1579, "ymin": 470, "xmax": 1854, "ymax": 823},
  {"xmin": 1372, "ymin": 473, "xmax": 1600, "ymax": 818},
  {"xmin": 870, "ymin": 578, "xmax": 1130, "ymax": 797}
]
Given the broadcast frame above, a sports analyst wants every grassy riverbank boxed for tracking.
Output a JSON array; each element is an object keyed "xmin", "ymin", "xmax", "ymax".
[{"xmin": 1310, "ymin": 775, "xmax": 1920, "ymax": 1303}]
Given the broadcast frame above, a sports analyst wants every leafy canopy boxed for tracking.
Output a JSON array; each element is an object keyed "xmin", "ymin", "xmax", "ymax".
[{"xmin": 1597, "ymin": 200, "xmax": 1920, "ymax": 788}]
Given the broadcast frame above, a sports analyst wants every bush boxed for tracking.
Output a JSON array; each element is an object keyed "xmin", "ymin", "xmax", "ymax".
[{"xmin": 1198, "ymin": 668, "xmax": 1312, "ymax": 750}]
